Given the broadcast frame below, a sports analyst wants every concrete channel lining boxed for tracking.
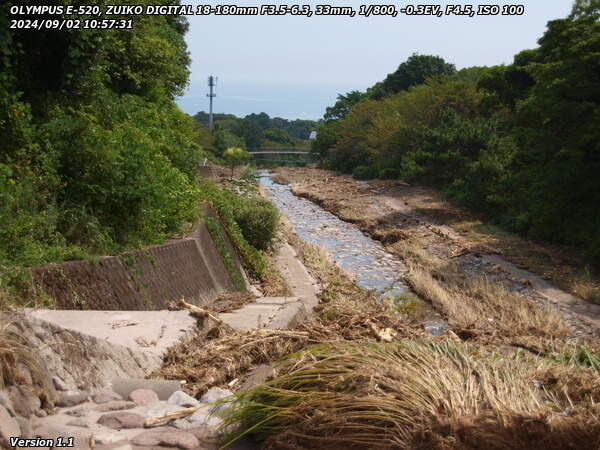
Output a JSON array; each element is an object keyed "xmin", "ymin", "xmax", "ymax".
[
  {"xmin": 7, "ymin": 311, "xmax": 164, "ymax": 390},
  {"xmin": 31, "ymin": 216, "xmax": 240, "ymax": 310},
  {"xmin": 27, "ymin": 309, "xmax": 201, "ymax": 357},
  {"xmin": 218, "ymin": 297, "xmax": 308, "ymax": 331}
]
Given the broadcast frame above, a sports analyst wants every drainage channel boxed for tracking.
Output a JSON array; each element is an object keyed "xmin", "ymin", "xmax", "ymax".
[{"xmin": 260, "ymin": 171, "xmax": 448, "ymax": 335}]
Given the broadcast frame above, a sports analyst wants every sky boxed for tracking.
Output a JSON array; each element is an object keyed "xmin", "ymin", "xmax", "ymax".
[{"xmin": 176, "ymin": 0, "xmax": 574, "ymax": 120}]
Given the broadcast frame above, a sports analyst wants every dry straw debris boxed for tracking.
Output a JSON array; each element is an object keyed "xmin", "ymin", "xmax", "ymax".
[
  {"xmin": 220, "ymin": 340, "xmax": 600, "ymax": 450},
  {"xmin": 157, "ymin": 233, "xmax": 600, "ymax": 449},
  {"xmin": 396, "ymin": 237, "xmax": 569, "ymax": 342}
]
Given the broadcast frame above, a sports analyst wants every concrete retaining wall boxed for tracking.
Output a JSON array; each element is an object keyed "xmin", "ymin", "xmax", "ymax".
[
  {"xmin": 32, "ymin": 217, "xmax": 240, "ymax": 310},
  {"xmin": 6, "ymin": 311, "xmax": 162, "ymax": 390}
]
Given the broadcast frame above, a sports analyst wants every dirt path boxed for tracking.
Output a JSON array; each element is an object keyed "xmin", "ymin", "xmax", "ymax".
[{"xmin": 275, "ymin": 167, "xmax": 600, "ymax": 338}]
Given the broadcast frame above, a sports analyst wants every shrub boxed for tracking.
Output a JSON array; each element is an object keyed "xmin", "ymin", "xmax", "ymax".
[
  {"xmin": 352, "ymin": 165, "xmax": 378, "ymax": 180},
  {"xmin": 379, "ymin": 168, "xmax": 400, "ymax": 180},
  {"xmin": 233, "ymin": 198, "xmax": 280, "ymax": 251},
  {"xmin": 198, "ymin": 182, "xmax": 268, "ymax": 279}
]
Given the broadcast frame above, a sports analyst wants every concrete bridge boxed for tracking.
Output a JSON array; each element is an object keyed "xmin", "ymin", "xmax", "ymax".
[{"xmin": 247, "ymin": 147, "xmax": 316, "ymax": 166}]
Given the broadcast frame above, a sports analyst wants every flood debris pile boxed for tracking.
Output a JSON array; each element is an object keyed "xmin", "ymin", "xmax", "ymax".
[
  {"xmin": 220, "ymin": 340, "xmax": 600, "ymax": 450},
  {"xmin": 398, "ymin": 238, "xmax": 570, "ymax": 343},
  {"xmin": 155, "ymin": 328, "xmax": 310, "ymax": 398},
  {"xmin": 155, "ymin": 229, "xmax": 600, "ymax": 449}
]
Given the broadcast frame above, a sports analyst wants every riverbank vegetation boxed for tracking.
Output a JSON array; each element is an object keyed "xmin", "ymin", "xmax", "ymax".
[
  {"xmin": 312, "ymin": 3, "xmax": 600, "ymax": 266},
  {"xmin": 194, "ymin": 111, "xmax": 318, "ymax": 154},
  {"xmin": 0, "ymin": 2, "xmax": 280, "ymax": 307}
]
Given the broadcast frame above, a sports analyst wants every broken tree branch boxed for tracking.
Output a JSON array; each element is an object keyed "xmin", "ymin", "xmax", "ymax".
[
  {"xmin": 176, "ymin": 299, "xmax": 224, "ymax": 324},
  {"xmin": 144, "ymin": 404, "xmax": 203, "ymax": 427}
]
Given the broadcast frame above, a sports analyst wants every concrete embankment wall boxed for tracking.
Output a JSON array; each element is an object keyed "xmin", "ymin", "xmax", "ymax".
[{"xmin": 32, "ymin": 211, "xmax": 242, "ymax": 310}]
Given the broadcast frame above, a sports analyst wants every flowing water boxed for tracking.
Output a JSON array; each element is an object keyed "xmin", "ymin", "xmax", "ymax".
[
  {"xmin": 260, "ymin": 172, "xmax": 408, "ymax": 297},
  {"xmin": 260, "ymin": 171, "xmax": 448, "ymax": 334}
]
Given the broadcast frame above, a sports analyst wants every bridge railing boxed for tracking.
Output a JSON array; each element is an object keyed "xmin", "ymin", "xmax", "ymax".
[{"xmin": 247, "ymin": 147, "xmax": 311, "ymax": 153}]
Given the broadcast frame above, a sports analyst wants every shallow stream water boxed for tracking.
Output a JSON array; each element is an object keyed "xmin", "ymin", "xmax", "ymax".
[
  {"xmin": 260, "ymin": 171, "xmax": 448, "ymax": 334},
  {"xmin": 260, "ymin": 172, "xmax": 408, "ymax": 297}
]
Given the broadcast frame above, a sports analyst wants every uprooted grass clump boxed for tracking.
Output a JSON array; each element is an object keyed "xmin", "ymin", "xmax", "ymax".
[{"xmin": 220, "ymin": 340, "xmax": 600, "ymax": 450}]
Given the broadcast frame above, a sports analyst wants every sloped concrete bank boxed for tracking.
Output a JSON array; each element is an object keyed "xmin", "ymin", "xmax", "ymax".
[{"xmin": 32, "ymin": 209, "xmax": 240, "ymax": 311}]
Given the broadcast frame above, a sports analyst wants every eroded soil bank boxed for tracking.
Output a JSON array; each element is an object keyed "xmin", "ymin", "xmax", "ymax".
[{"xmin": 273, "ymin": 167, "xmax": 600, "ymax": 339}]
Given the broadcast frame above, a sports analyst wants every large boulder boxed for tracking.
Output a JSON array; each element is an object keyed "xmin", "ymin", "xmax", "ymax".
[
  {"xmin": 97, "ymin": 411, "xmax": 145, "ymax": 430},
  {"xmin": 132, "ymin": 428, "xmax": 201, "ymax": 450}
]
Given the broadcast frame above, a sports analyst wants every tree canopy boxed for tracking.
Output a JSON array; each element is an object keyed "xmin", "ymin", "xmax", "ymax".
[
  {"xmin": 368, "ymin": 54, "xmax": 456, "ymax": 99},
  {"xmin": 0, "ymin": 0, "xmax": 206, "ymax": 266},
  {"xmin": 312, "ymin": 8, "xmax": 600, "ymax": 265}
]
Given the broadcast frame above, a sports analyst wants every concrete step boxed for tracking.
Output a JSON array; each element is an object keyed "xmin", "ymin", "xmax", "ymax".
[{"xmin": 218, "ymin": 297, "xmax": 308, "ymax": 331}]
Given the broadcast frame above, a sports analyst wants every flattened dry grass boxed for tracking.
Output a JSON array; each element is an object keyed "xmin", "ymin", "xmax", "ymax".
[
  {"xmin": 156, "ymin": 236, "xmax": 422, "ymax": 397},
  {"xmin": 395, "ymin": 238, "xmax": 569, "ymax": 341},
  {"xmin": 220, "ymin": 340, "xmax": 600, "ymax": 450}
]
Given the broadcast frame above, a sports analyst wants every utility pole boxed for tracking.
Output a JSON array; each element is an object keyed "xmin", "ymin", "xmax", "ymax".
[{"xmin": 207, "ymin": 75, "xmax": 217, "ymax": 132}]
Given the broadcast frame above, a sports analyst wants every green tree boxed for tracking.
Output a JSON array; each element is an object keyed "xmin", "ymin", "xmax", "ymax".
[
  {"xmin": 311, "ymin": 121, "xmax": 340, "ymax": 162},
  {"xmin": 262, "ymin": 128, "xmax": 295, "ymax": 146},
  {"xmin": 0, "ymin": 0, "xmax": 205, "ymax": 266},
  {"xmin": 213, "ymin": 127, "xmax": 245, "ymax": 154},
  {"xmin": 478, "ymin": 50, "xmax": 538, "ymax": 109},
  {"xmin": 570, "ymin": 0, "xmax": 600, "ymax": 17},
  {"xmin": 231, "ymin": 119, "xmax": 263, "ymax": 148},
  {"xmin": 324, "ymin": 91, "xmax": 366, "ymax": 122},
  {"xmin": 368, "ymin": 54, "xmax": 456, "ymax": 99},
  {"xmin": 223, "ymin": 147, "xmax": 251, "ymax": 178},
  {"xmin": 509, "ymin": 13, "xmax": 600, "ymax": 262}
]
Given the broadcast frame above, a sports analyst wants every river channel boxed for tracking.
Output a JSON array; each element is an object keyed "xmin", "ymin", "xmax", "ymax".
[
  {"xmin": 260, "ymin": 172, "xmax": 411, "ymax": 297},
  {"xmin": 260, "ymin": 171, "xmax": 448, "ymax": 334}
]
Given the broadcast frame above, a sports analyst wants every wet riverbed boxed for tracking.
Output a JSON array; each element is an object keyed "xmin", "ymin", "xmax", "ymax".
[
  {"xmin": 260, "ymin": 171, "xmax": 448, "ymax": 334},
  {"xmin": 261, "ymin": 172, "xmax": 410, "ymax": 298}
]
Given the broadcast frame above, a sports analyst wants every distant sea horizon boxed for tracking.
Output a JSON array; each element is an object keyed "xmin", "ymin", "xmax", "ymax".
[{"xmin": 176, "ymin": 79, "xmax": 363, "ymax": 121}]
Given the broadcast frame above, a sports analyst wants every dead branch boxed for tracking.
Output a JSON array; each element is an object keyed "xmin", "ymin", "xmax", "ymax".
[{"xmin": 144, "ymin": 405, "xmax": 203, "ymax": 427}]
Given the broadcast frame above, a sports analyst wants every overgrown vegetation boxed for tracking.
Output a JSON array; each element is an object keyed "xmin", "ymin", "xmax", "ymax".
[
  {"xmin": 194, "ymin": 111, "xmax": 318, "ymax": 153},
  {"xmin": 313, "ymin": 4, "xmax": 600, "ymax": 266},
  {"xmin": 0, "ymin": 1, "xmax": 282, "ymax": 307},
  {"xmin": 204, "ymin": 217, "xmax": 247, "ymax": 292},
  {"xmin": 0, "ymin": 1, "xmax": 205, "ymax": 270},
  {"xmin": 198, "ymin": 170, "xmax": 281, "ymax": 290}
]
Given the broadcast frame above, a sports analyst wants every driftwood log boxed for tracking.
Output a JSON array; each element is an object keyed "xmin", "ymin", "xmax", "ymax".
[
  {"xmin": 144, "ymin": 404, "xmax": 203, "ymax": 427},
  {"xmin": 175, "ymin": 299, "xmax": 224, "ymax": 324}
]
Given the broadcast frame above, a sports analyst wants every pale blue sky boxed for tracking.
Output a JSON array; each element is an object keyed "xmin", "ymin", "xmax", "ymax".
[{"xmin": 177, "ymin": 0, "xmax": 574, "ymax": 120}]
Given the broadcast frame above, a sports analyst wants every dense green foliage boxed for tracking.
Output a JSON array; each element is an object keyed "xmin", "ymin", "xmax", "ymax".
[
  {"xmin": 194, "ymin": 111, "xmax": 318, "ymax": 151},
  {"xmin": 0, "ymin": 0, "xmax": 280, "ymax": 308},
  {"xmin": 368, "ymin": 54, "xmax": 456, "ymax": 99},
  {"xmin": 223, "ymin": 147, "xmax": 251, "ymax": 178},
  {"xmin": 314, "ymin": 10, "xmax": 600, "ymax": 264},
  {"xmin": 232, "ymin": 197, "xmax": 280, "ymax": 251},
  {"xmin": 0, "ymin": 1, "xmax": 209, "ymax": 271},
  {"xmin": 198, "ymin": 181, "xmax": 270, "ymax": 279}
]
